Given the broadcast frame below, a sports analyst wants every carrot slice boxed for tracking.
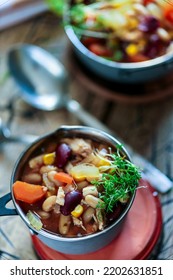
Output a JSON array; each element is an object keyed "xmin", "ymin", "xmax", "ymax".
[
  {"xmin": 13, "ymin": 181, "xmax": 47, "ymax": 204},
  {"xmin": 54, "ymin": 172, "xmax": 73, "ymax": 184}
]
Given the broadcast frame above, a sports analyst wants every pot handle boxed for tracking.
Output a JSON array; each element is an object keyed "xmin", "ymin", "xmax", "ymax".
[{"xmin": 0, "ymin": 193, "xmax": 17, "ymax": 216}]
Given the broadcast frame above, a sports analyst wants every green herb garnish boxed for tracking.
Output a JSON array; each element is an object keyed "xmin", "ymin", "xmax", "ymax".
[
  {"xmin": 93, "ymin": 146, "xmax": 141, "ymax": 213},
  {"xmin": 46, "ymin": 0, "xmax": 65, "ymax": 15}
]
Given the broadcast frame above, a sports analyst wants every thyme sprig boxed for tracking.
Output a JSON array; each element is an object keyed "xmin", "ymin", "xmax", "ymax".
[{"xmin": 93, "ymin": 145, "xmax": 141, "ymax": 213}]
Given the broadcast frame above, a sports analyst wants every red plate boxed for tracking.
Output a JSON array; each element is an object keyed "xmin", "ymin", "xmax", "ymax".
[{"xmin": 31, "ymin": 179, "xmax": 162, "ymax": 260}]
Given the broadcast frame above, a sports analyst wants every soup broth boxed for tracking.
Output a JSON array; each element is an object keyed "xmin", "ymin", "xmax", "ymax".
[
  {"xmin": 13, "ymin": 136, "xmax": 141, "ymax": 237},
  {"xmin": 69, "ymin": 0, "xmax": 173, "ymax": 63}
]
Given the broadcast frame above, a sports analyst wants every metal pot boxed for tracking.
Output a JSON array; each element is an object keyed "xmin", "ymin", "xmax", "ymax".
[
  {"xmin": 0, "ymin": 125, "xmax": 136, "ymax": 254},
  {"xmin": 64, "ymin": 3, "xmax": 173, "ymax": 84}
]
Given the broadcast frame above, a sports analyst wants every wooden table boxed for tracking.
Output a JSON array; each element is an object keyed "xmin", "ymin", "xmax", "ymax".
[{"xmin": 0, "ymin": 11, "xmax": 173, "ymax": 260}]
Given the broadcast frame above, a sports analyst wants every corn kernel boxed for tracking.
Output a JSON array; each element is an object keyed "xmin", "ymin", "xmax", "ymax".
[
  {"xmin": 126, "ymin": 44, "xmax": 138, "ymax": 56},
  {"xmin": 43, "ymin": 152, "xmax": 55, "ymax": 165},
  {"xmin": 129, "ymin": 18, "xmax": 138, "ymax": 29},
  {"xmin": 71, "ymin": 204, "xmax": 84, "ymax": 218}
]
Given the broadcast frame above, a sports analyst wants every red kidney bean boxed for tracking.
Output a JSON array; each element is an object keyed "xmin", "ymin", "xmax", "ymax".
[
  {"xmin": 139, "ymin": 16, "xmax": 160, "ymax": 33},
  {"xmin": 55, "ymin": 143, "xmax": 71, "ymax": 168},
  {"xmin": 60, "ymin": 190, "xmax": 82, "ymax": 216}
]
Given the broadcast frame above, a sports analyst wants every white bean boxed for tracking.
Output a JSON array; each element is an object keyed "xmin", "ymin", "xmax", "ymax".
[
  {"xmin": 22, "ymin": 173, "xmax": 41, "ymax": 184},
  {"xmin": 121, "ymin": 30, "xmax": 142, "ymax": 42},
  {"xmin": 77, "ymin": 180, "xmax": 89, "ymax": 190},
  {"xmin": 40, "ymin": 165, "xmax": 57, "ymax": 174},
  {"xmin": 82, "ymin": 207, "xmax": 95, "ymax": 223},
  {"xmin": 85, "ymin": 195, "xmax": 103, "ymax": 208},
  {"xmin": 42, "ymin": 195, "xmax": 57, "ymax": 212},
  {"xmin": 82, "ymin": 186, "xmax": 98, "ymax": 197},
  {"xmin": 157, "ymin": 28, "xmax": 170, "ymax": 42},
  {"xmin": 29, "ymin": 155, "xmax": 43, "ymax": 169},
  {"xmin": 59, "ymin": 214, "xmax": 71, "ymax": 235},
  {"xmin": 146, "ymin": 3, "xmax": 162, "ymax": 20},
  {"xmin": 37, "ymin": 210, "xmax": 50, "ymax": 219},
  {"xmin": 133, "ymin": 3, "xmax": 149, "ymax": 16}
]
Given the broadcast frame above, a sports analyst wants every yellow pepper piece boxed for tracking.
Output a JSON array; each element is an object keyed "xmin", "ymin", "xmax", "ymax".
[
  {"xmin": 70, "ymin": 164, "xmax": 100, "ymax": 182},
  {"xmin": 96, "ymin": 154, "xmax": 111, "ymax": 167},
  {"xmin": 43, "ymin": 152, "xmax": 55, "ymax": 165},
  {"xmin": 71, "ymin": 204, "xmax": 84, "ymax": 218},
  {"xmin": 126, "ymin": 44, "xmax": 138, "ymax": 56}
]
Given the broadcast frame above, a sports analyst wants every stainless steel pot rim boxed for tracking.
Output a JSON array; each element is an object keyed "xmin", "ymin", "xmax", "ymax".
[
  {"xmin": 14, "ymin": 191, "xmax": 135, "ymax": 243},
  {"xmin": 65, "ymin": 24, "xmax": 173, "ymax": 70},
  {"xmin": 10, "ymin": 125, "xmax": 136, "ymax": 243}
]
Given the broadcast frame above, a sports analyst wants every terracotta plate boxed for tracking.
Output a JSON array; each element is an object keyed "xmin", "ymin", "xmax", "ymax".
[{"xmin": 31, "ymin": 179, "xmax": 162, "ymax": 260}]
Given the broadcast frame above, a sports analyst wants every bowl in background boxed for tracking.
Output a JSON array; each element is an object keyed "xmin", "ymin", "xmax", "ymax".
[{"xmin": 64, "ymin": 1, "xmax": 173, "ymax": 84}]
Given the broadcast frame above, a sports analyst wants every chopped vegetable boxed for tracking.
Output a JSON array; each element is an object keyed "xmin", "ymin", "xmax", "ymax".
[
  {"xmin": 54, "ymin": 172, "xmax": 73, "ymax": 184},
  {"xmin": 13, "ymin": 181, "xmax": 47, "ymax": 204},
  {"xmin": 72, "ymin": 216, "xmax": 86, "ymax": 231},
  {"xmin": 164, "ymin": 6, "xmax": 173, "ymax": 24},
  {"xmin": 63, "ymin": 138, "xmax": 92, "ymax": 157},
  {"xmin": 70, "ymin": 163, "xmax": 100, "ymax": 181},
  {"xmin": 56, "ymin": 186, "xmax": 65, "ymax": 206},
  {"xmin": 27, "ymin": 210, "xmax": 43, "ymax": 230},
  {"xmin": 88, "ymin": 43, "xmax": 113, "ymax": 57}
]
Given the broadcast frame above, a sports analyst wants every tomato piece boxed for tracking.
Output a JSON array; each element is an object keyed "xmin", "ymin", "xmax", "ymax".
[
  {"xmin": 81, "ymin": 37, "xmax": 100, "ymax": 47},
  {"xmin": 88, "ymin": 43, "xmax": 113, "ymax": 57},
  {"xmin": 128, "ymin": 53, "xmax": 149, "ymax": 62},
  {"xmin": 143, "ymin": 0, "xmax": 154, "ymax": 6},
  {"xmin": 164, "ymin": 8, "xmax": 173, "ymax": 24}
]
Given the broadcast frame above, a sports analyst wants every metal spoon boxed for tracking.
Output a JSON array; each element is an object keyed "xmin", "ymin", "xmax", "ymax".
[
  {"xmin": 7, "ymin": 44, "xmax": 173, "ymax": 193},
  {"xmin": 8, "ymin": 44, "xmax": 111, "ymax": 131},
  {"xmin": 0, "ymin": 118, "xmax": 37, "ymax": 144}
]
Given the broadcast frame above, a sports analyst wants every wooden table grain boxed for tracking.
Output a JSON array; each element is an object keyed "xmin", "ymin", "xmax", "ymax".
[{"xmin": 0, "ymin": 12, "xmax": 173, "ymax": 260}]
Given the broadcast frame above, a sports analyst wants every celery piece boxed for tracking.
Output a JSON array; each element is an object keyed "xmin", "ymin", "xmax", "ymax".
[{"xmin": 27, "ymin": 210, "xmax": 43, "ymax": 231}]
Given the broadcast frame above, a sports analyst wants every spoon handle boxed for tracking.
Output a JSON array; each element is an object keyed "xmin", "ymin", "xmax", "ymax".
[
  {"xmin": 66, "ymin": 99, "xmax": 112, "ymax": 133},
  {"xmin": 66, "ymin": 99, "xmax": 173, "ymax": 193},
  {"xmin": 2, "ymin": 134, "xmax": 38, "ymax": 145}
]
